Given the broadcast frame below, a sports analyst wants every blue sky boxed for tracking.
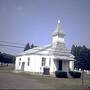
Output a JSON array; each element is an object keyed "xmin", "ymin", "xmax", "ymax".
[{"xmin": 0, "ymin": 0, "xmax": 90, "ymax": 54}]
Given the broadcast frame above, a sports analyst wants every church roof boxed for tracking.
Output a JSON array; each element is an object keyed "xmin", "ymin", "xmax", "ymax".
[
  {"xmin": 52, "ymin": 20, "xmax": 65, "ymax": 36},
  {"xmin": 16, "ymin": 43, "xmax": 74, "ymax": 61},
  {"xmin": 17, "ymin": 44, "xmax": 51, "ymax": 56}
]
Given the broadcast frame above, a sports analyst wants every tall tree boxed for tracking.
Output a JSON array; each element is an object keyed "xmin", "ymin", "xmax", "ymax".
[
  {"xmin": 0, "ymin": 52, "xmax": 15, "ymax": 66},
  {"xmin": 31, "ymin": 43, "xmax": 34, "ymax": 49},
  {"xmin": 24, "ymin": 43, "xmax": 30, "ymax": 51},
  {"xmin": 71, "ymin": 45, "xmax": 90, "ymax": 70},
  {"xmin": 71, "ymin": 44, "xmax": 76, "ymax": 55},
  {"xmin": 0, "ymin": 52, "xmax": 4, "ymax": 66}
]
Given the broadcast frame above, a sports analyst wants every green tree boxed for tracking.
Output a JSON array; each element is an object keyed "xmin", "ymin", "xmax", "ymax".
[
  {"xmin": 71, "ymin": 44, "xmax": 76, "ymax": 55},
  {"xmin": 24, "ymin": 43, "xmax": 30, "ymax": 51},
  {"xmin": 0, "ymin": 52, "xmax": 15, "ymax": 66},
  {"xmin": 31, "ymin": 43, "xmax": 34, "ymax": 49},
  {"xmin": 0, "ymin": 52, "xmax": 4, "ymax": 66},
  {"xmin": 71, "ymin": 45, "xmax": 90, "ymax": 70}
]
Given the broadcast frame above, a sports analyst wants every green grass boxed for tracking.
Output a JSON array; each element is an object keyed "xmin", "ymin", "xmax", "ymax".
[
  {"xmin": 0, "ymin": 66, "xmax": 90, "ymax": 90},
  {"xmin": 15, "ymin": 72, "xmax": 90, "ymax": 90},
  {"xmin": 0, "ymin": 64, "xmax": 14, "ymax": 70},
  {"xmin": 0, "ymin": 64, "xmax": 14, "ymax": 73}
]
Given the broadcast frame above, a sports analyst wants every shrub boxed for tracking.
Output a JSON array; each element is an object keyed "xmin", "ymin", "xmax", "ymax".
[
  {"xmin": 55, "ymin": 71, "xmax": 68, "ymax": 78},
  {"xmin": 69, "ymin": 71, "xmax": 81, "ymax": 78}
]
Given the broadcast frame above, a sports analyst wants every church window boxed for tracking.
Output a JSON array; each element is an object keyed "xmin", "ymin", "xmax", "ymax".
[
  {"xmin": 27, "ymin": 58, "xmax": 30, "ymax": 66},
  {"xmin": 19, "ymin": 58, "xmax": 21, "ymax": 66},
  {"xmin": 42, "ymin": 57, "xmax": 46, "ymax": 66},
  {"xmin": 19, "ymin": 58, "xmax": 21, "ymax": 60}
]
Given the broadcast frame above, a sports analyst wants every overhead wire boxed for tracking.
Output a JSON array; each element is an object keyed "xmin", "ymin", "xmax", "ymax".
[
  {"xmin": 0, "ymin": 43, "xmax": 24, "ymax": 48},
  {"xmin": 0, "ymin": 40, "xmax": 28, "ymax": 54},
  {"xmin": 0, "ymin": 41, "xmax": 25, "ymax": 46}
]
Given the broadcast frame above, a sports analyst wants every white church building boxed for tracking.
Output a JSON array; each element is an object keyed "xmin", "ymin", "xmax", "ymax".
[{"xmin": 15, "ymin": 20, "xmax": 74, "ymax": 75}]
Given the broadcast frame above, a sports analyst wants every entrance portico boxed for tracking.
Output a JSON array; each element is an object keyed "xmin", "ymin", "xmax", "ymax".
[{"xmin": 54, "ymin": 58, "xmax": 73, "ymax": 72}]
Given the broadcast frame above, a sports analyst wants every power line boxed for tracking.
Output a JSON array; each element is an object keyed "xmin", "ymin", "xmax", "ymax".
[
  {"xmin": 0, "ymin": 44, "xmax": 24, "ymax": 48},
  {"xmin": 0, "ymin": 47, "xmax": 22, "ymax": 55},
  {"xmin": 0, "ymin": 41, "xmax": 25, "ymax": 46}
]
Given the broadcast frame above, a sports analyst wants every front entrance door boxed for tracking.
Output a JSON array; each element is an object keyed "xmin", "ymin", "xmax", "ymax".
[
  {"xmin": 21, "ymin": 62, "xmax": 25, "ymax": 71},
  {"xmin": 58, "ymin": 60, "xmax": 62, "ymax": 70}
]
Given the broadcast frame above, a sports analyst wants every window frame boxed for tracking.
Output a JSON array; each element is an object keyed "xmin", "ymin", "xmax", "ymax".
[
  {"xmin": 49, "ymin": 58, "xmax": 51, "ymax": 66},
  {"xmin": 27, "ymin": 57, "xmax": 30, "ymax": 66},
  {"xmin": 41, "ymin": 57, "xmax": 46, "ymax": 66},
  {"xmin": 19, "ymin": 58, "xmax": 21, "ymax": 66}
]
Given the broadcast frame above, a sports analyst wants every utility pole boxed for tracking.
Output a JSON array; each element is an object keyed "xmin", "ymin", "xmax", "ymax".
[{"xmin": 81, "ymin": 70, "xmax": 84, "ymax": 87}]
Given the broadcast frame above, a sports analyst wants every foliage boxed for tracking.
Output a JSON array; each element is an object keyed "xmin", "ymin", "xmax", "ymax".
[
  {"xmin": 71, "ymin": 45, "xmax": 90, "ymax": 70},
  {"xmin": 24, "ymin": 43, "xmax": 37, "ymax": 51},
  {"xmin": 69, "ymin": 71, "xmax": 81, "ymax": 78},
  {"xmin": 24, "ymin": 43, "xmax": 30, "ymax": 51},
  {"xmin": 55, "ymin": 71, "xmax": 68, "ymax": 78},
  {"xmin": 0, "ymin": 52, "xmax": 15, "ymax": 66},
  {"xmin": 31, "ymin": 44, "xmax": 34, "ymax": 49}
]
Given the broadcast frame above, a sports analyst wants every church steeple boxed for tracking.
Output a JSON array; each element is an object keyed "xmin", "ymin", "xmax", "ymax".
[{"xmin": 52, "ymin": 20, "xmax": 65, "ymax": 43}]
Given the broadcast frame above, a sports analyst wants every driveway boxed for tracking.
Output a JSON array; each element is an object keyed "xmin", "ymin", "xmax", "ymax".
[{"xmin": 0, "ymin": 72, "xmax": 53, "ymax": 89}]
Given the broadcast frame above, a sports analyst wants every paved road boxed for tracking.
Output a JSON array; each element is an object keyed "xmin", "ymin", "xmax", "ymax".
[{"xmin": 0, "ymin": 72, "xmax": 53, "ymax": 89}]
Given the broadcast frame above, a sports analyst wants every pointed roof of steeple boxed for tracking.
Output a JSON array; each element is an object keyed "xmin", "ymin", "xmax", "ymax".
[{"xmin": 52, "ymin": 20, "xmax": 65, "ymax": 36}]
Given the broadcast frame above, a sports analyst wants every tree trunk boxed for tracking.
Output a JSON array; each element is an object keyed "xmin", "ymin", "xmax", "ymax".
[
  {"xmin": 81, "ymin": 70, "xmax": 84, "ymax": 86},
  {"xmin": 7, "ymin": 63, "xmax": 8, "ymax": 66},
  {"xmin": 1, "ymin": 62, "xmax": 3, "ymax": 67}
]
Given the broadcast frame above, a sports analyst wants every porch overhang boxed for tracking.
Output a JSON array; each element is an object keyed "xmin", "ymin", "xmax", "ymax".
[{"xmin": 53, "ymin": 56, "xmax": 74, "ymax": 61}]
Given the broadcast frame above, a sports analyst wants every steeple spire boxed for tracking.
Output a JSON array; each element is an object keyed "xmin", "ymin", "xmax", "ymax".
[
  {"xmin": 52, "ymin": 20, "xmax": 65, "ymax": 36},
  {"xmin": 52, "ymin": 20, "xmax": 65, "ymax": 43}
]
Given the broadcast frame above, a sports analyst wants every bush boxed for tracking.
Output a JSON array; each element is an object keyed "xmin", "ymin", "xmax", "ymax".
[
  {"xmin": 69, "ymin": 71, "xmax": 81, "ymax": 78},
  {"xmin": 55, "ymin": 71, "xmax": 68, "ymax": 78}
]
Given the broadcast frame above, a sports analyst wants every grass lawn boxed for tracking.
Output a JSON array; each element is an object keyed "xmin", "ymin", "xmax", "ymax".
[
  {"xmin": 0, "ymin": 64, "xmax": 14, "ymax": 70},
  {"xmin": 15, "ymin": 72, "xmax": 90, "ymax": 90},
  {"xmin": 0, "ymin": 65, "xmax": 90, "ymax": 90},
  {"xmin": 23, "ymin": 74, "xmax": 90, "ymax": 90}
]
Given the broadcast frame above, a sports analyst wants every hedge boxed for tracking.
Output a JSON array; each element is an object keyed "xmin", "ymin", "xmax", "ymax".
[
  {"xmin": 55, "ymin": 71, "xmax": 68, "ymax": 78},
  {"xmin": 69, "ymin": 71, "xmax": 81, "ymax": 78}
]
